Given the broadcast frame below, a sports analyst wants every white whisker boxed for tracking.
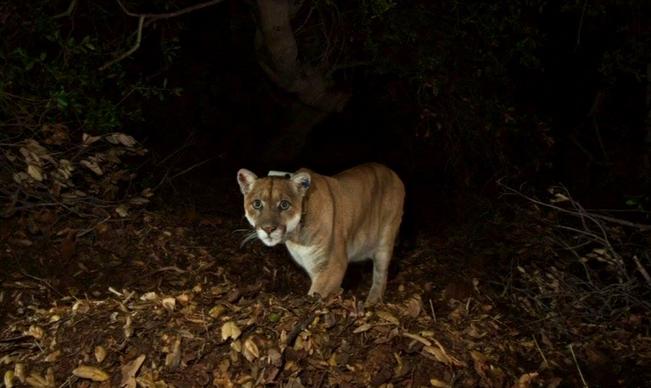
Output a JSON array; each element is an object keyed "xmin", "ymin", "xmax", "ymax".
[{"xmin": 240, "ymin": 230, "xmax": 259, "ymax": 248}]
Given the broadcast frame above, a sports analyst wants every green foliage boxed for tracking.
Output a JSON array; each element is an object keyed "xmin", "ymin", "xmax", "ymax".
[
  {"xmin": 0, "ymin": 1, "xmax": 181, "ymax": 134},
  {"xmin": 364, "ymin": 0, "xmax": 396, "ymax": 18},
  {"xmin": 625, "ymin": 195, "xmax": 650, "ymax": 212}
]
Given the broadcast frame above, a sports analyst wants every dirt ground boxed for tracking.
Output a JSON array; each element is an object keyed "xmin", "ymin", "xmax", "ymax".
[{"xmin": 1, "ymin": 201, "xmax": 650, "ymax": 387}]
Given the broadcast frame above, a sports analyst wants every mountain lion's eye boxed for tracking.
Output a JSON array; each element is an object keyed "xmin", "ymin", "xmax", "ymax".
[
  {"xmin": 252, "ymin": 199, "xmax": 263, "ymax": 209},
  {"xmin": 279, "ymin": 200, "xmax": 290, "ymax": 210}
]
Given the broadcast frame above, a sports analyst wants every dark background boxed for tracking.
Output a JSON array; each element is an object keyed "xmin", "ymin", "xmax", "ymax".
[
  {"xmin": 2, "ymin": 1, "xmax": 650, "ymax": 223},
  {"xmin": 146, "ymin": 1, "xmax": 651, "ymax": 214},
  {"xmin": 1, "ymin": 1, "xmax": 650, "ymax": 264}
]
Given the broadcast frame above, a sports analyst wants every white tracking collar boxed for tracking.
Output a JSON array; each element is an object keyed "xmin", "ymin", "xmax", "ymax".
[{"xmin": 267, "ymin": 170, "xmax": 293, "ymax": 178}]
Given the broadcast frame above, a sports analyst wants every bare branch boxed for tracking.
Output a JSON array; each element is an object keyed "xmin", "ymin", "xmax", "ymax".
[
  {"xmin": 499, "ymin": 180, "xmax": 651, "ymax": 231},
  {"xmin": 117, "ymin": 0, "xmax": 224, "ymax": 20},
  {"xmin": 568, "ymin": 344, "xmax": 589, "ymax": 388},
  {"xmin": 54, "ymin": 0, "xmax": 78, "ymax": 19},
  {"xmin": 99, "ymin": 0, "xmax": 226, "ymax": 71},
  {"xmin": 98, "ymin": 16, "xmax": 144, "ymax": 71},
  {"xmin": 633, "ymin": 255, "xmax": 651, "ymax": 286}
]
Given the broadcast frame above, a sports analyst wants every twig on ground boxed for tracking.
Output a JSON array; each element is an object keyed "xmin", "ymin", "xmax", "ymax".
[
  {"xmin": 287, "ymin": 311, "xmax": 317, "ymax": 346},
  {"xmin": 532, "ymin": 334, "xmax": 549, "ymax": 368},
  {"xmin": 272, "ymin": 308, "xmax": 318, "ymax": 383},
  {"xmin": 550, "ymin": 236, "xmax": 594, "ymax": 286},
  {"xmin": 76, "ymin": 215, "xmax": 112, "ymax": 238},
  {"xmin": 429, "ymin": 298, "xmax": 437, "ymax": 322},
  {"xmin": 146, "ymin": 266, "xmax": 187, "ymax": 277},
  {"xmin": 568, "ymin": 343, "xmax": 589, "ymax": 388},
  {"xmin": 19, "ymin": 271, "xmax": 65, "ymax": 298},
  {"xmin": 632, "ymin": 255, "xmax": 651, "ymax": 286}
]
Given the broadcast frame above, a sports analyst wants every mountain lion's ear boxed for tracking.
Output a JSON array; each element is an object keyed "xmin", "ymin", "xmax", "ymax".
[
  {"xmin": 291, "ymin": 172, "xmax": 311, "ymax": 195},
  {"xmin": 237, "ymin": 169, "xmax": 257, "ymax": 195}
]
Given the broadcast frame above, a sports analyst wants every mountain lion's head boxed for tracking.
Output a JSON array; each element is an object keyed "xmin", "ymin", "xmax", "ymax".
[{"xmin": 237, "ymin": 169, "xmax": 311, "ymax": 247}]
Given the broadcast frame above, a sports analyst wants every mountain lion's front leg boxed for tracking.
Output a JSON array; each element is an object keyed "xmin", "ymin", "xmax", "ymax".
[{"xmin": 307, "ymin": 250, "xmax": 347, "ymax": 299}]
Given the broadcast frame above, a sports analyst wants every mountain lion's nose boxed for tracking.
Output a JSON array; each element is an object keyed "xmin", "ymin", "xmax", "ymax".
[{"xmin": 262, "ymin": 225, "xmax": 277, "ymax": 235}]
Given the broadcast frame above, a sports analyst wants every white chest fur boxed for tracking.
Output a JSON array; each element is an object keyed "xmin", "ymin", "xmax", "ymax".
[{"xmin": 285, "ymin": 241, "xmax": 322, "ymax": 278}]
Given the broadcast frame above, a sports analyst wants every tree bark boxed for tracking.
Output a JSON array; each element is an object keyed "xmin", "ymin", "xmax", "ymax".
[
  {"xmin": 251, "ymin": 0, "xmax": 351, "ymax": 164},
  {"xmin": 255, "ymin": 0, "xmax": 350, "ymax": 113}
]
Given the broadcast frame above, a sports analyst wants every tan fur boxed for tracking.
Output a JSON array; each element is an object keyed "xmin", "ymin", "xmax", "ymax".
[{"xmin": 237, "ymin": 163, "xmax": 405, "ymax": 305}]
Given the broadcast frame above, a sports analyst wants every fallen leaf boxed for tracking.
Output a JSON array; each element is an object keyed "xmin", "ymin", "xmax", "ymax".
[
  {"xmin": 95, "ymin": 346, "xmax": 107, "ymax": 363},
  {"xmin": 24, "ymin": 139, "xmax": 49, "ymax": 157},
  {"xmin": 4, "ymin": 370, "xmax": 14, "ymax": 388},
  {"xmin": 120, "ymin": 354, "xmax": 146, "ymax": 388},
  {"xmin": 376, "ymin": 310, "xmax": 400, "ymax": 326},
  {"xmin": 129, "ymin": 197, "xmax": 149, "ymax": 205},
  {"xmin": 140, "ymin": 292, "xmax": 158, "ymax": 301},
  {"xmin": 12, "ymin": 172, "xmax": 30, "ymax": 185},
  {"xmin": 285, "ymin": 377, "xmax": 305, "ymax": 388},
  {"xmin": 209, "ymin": 305, "xmax": 226, "ymax": 319},
  {"xmin": 123, "ymin": 315, "xmax": 133, "ymax": 338},
  {"xmin": 26, "ymin": 325, "xmax": 44, "ymax": 340},
  {"xmin": 71, "ymin": 301, "xmax": 90, "ymax": 314},
  {"xmin": 57, "ymin": 159, "xmax": 74, "ymax": 177},
  {"xmin": 353, "ymin": 323, "xmax": 372, "ymax": 334},
  {"xmin": 4, "ymin": 149, "xmax": 17, "ymax": 162},
  {"xmin": 512, "ymin": 372, "xmax": 539, "ymax": 388},
  {"xmin": 405, "ymin": 295, "xmax": 422, "ymax": 318},
  {"xmin": 135, "ymin": 371, "xmax": 167, "ymax": 388},
  {"xmin": 423, "ymin": 339, "xmax": 466, "ymax": 367},
  {"xmin": 82, "ymin": 133, "xmax": 102, "ymax": 147},
  {"xmin": 44, "ymin": 350, "xmax": 61, "ymax": 362},
  {"xmin": 403, "ymin": 332, "xmax": 432, "ymax": 346},
  {"xmin": 27, "ymin": 164, "xmax": 44, "ymax": 181},
  {"xmin": 550, "ymin": 193, "xmax": 569, "ymax": 203},
  {"xmin": 466, "ymin": 323, "xmax": 486, "ymax": 339},
  {"xmin": 267, "ymin": 348, "xmax": 282, "ymax": 366},
  {"xmin": 430, "ymin": 378, "xmax": 451, "ymax": 387},
  {"xmin": 80, "ymin": 160, "xmax": 103, "ymax": 175},
  {"xmin": 14, "ymin": 364, "xmax": 25, "ymax": 383},
  {"xmin": 25, "ymin": 372, "xmax": 49, "ymax": 387},
  {"xmin": 106, "ymin": 133, "xmax": 137, "ymax": 147},
  {"xmin": 117, "ymin": 133, "xmax": 137, "ymax": 147},
  {"xmin": 243, "ymin": 337, "xmax": 260, "ymax": 362},
  {"xmin": 72, "ymin": 366, "xmax": 109, "ymax": 382},
  {"xmin": 115, "ymin": 205, "xmax": 128, "ymax": 218},
  {"xmin": 165, "ymin": 338, "xmax": 181, "ymax": 369},
  {"xmin": 161, "ymin": 297, "xmax": 176, "ymax": 311},
  {"xmin": 221, "ymin": 321, "xmax": 241, "ymax": 341},
  {"xmin": 42, "ymin": 123, "xmax": 69, "ymax": 145},
  {"xmin": 45, "ymin": 368, "xmax": 55, "ymax": 387}
]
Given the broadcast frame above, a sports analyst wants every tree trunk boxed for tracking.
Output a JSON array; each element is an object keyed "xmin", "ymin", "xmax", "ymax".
[
  {"xmin": 255, "ymin": 0, "xmax": 349, "ymax": 113},
  {"xmin": 252, "ymin": 0, "xmax": 350, "ymax": 164}
]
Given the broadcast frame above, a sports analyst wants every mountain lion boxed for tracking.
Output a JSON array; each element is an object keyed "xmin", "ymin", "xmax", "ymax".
[{"xmin": 236, "ymin": 163, "xmax": 404, "ymax": 305}]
